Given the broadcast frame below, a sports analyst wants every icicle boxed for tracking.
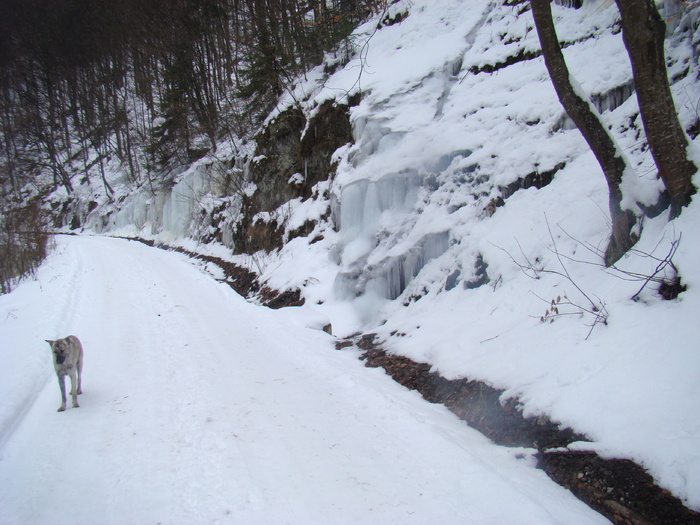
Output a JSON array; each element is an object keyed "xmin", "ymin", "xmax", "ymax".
[
  {"xmin": 362, "ymin": 232, "xmax": 450, "ymax": 300},
  {"xmin": 337, "ymin": 171, "xmax": 424, "ymax": 246},
  {"xmin": 333, "ymin": 146, "xmax": 475, "ymax": 304},
  {"xmin": 553, "ymin": 0, "xmax": 583, "ymax": 8},
  {"xmin": 592, "ymin": 82, "xmax": 635, "ymax": 114},
  {"xmin": 553, "ymin": 82, "xmax": 635, "ymax": 131}
]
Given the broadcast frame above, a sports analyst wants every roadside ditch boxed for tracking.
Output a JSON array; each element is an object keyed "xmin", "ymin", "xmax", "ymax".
[
  {"xmin": 338, "ymin": 333, "xmax": 700, "ymax": 525},
  {"xmin": 118, "ymin": 235, "xmax": 699, "ymax": 525}
]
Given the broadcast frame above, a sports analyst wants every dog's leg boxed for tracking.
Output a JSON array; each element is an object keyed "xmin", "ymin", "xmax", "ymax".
[
  {"xmin": 77, "ymin": 353, "xmax": 83, "ymax": 395},
  {"xmin": 69, "ymin": 371, "xmax": 79, "ymax": 408},
  {"xmin": 57, "ymin": 375, "xmax": 67, "ymax": 412}
]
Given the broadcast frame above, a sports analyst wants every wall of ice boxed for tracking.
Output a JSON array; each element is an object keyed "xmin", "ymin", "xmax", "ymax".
[
  {"xmin": 332, "ymin": 170, "xmax": 445, "ymax": 300},
  {"xmin": 87, "ymin": 159, "xmax": 242, "ymax": 247},
  {"xmin": 328, "ymin": 37, "xmax": 485, "ymax": 305},
  {"xmin": 331, "ymin": 137, "xmax": 472, "ymax": 302},
  {"xmin": 334, "ymin": 171, "xmax": 424, "ymax": 253},
  {"xmin": 363, "ymin": 232, "xmax": 450, "ymax": 300}
]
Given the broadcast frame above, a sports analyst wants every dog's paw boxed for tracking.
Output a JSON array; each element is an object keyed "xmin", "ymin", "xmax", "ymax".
[{"xmin": 57, "ymin": 406, "xmax": 66, "ymax": 412}]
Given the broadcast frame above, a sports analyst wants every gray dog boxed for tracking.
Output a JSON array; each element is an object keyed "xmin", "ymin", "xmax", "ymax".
[{"xmin": 46, "ymin": 336, "xmax": 84, "ymax": 412}]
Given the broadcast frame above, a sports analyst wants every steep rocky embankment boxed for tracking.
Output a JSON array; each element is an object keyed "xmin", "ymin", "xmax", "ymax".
[{"xmin": 234, "ymin": 99, "xmax": 356, "ymax": 253}]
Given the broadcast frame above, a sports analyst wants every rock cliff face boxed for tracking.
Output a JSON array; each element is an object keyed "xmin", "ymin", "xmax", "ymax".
[{"xmin": 234, "ymin": 99, "xmax": 354, "ymax": 253}]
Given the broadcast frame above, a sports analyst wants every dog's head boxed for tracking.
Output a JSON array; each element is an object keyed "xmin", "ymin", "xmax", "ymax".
[{"xmin": 46, "ymin": 339, "xmax": 68, "ymax": 365}]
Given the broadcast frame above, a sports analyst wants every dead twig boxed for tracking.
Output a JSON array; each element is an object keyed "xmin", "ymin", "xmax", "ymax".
[
  {"xmin": 492, "ymin": 213, "xmax": 609, "ymax": 339},
  {"xmin": 557, "ymin": 222, "xmax": 683, "ymax": 301}
]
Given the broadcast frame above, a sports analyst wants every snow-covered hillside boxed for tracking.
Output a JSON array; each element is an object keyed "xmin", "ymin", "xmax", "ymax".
[
  {"xmin": 279, "ymin": 0, "xmax": 700, "ymax": 507},
  {"xmin": 0, "ymin": 236, "xmax": 610, "ymax": 524},
  {"xmin": 246, "ymin": 0, "xmax": 700, "ymax": 509},
  {"xmin": 6, "ymin": 0, "xmax": 700, "ymax": 517}
]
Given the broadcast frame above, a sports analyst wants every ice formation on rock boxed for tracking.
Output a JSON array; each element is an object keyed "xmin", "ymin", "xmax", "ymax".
[
  {"xmin": 331, "ymin": 153, "xmax": 475, "ymax": 301},
  {"xmin": 88, "ymin": 159, "xmax": 242, "ymax": 246}
]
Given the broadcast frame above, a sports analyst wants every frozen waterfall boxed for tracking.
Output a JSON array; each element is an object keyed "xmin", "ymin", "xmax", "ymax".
[
  {"xmin": 87, "ymin": 160, "xmax": 242, "ymax": 246},
  {"xmin": 332, "ymin": 169, "xmax": 449, "ymax": 301},
  {"xmin": 363, "ymin": 232, "xmax": 450, "ymax": 300},
  {"xmin": 336, "ymin": 171, "xmax": 424, "ymax": 248}
]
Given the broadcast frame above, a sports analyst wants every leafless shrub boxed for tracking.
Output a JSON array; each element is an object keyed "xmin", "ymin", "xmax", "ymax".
[
  {"xmin": 534, "ymin": 293, "xmax": 609, "ymax": 339},
  {"xmin": 0, "ymin": 201, "xmax": 53, "ymax": 294},
  {"xmin": 495, "ymin": 215, "xmax": 609, "ymax": 339},
  {"xmin": 496, "ymin": 215, "xmax": 685, "ymax": 339},
  {"xmin": 556, "ymin": 224, "xmax": 684, "ymax": 301}
]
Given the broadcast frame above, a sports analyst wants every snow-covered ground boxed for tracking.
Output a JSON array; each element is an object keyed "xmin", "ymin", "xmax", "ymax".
[
  {"xmin": 7, "ymin": 0, "xmax": 700, "ymax": 519},
  {"xmin": 0, "ymin": 235, "xmax": 611, "ymax": 524}
]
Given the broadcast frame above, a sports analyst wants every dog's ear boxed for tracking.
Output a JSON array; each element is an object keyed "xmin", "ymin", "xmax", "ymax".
[{"xmin": 45, "ymin": 340, "xmax": 54, "ymax": 346}]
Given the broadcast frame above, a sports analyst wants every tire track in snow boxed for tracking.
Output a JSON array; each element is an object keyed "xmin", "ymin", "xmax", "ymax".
[{"xmin": 0, "ymin": 237, "xmax": 88, "ymax": 450}]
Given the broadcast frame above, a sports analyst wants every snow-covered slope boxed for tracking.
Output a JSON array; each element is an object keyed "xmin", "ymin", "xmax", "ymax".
[
  {"xmin": 16, "ymin": 0, "xmax": 700, "ymax": 514},
  {"xmin": 253, "ymin": 0, "xmax": 700, "ymax": 510},
  {"xmin": 0, "ymin": 236, "xmax": 610, "ymax": 524}
]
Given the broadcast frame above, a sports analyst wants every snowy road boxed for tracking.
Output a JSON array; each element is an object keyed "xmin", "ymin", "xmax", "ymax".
[{"xmin": 0, "ymin": 236, "xmax": 609, "ymax": 524}]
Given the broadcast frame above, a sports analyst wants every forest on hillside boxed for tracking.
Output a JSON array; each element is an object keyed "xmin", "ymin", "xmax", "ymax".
[
  {"xmin": 0, "ymin": 0, "xmax": 381, "ymax": 196},
  {"xmin": 1, "ymin": 0, "xmax": 699, "ymax": 294}
]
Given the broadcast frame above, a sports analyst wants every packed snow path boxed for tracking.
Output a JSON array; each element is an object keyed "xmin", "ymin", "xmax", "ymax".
[{"xmin": 0, "ymin": 236, "xmax": 609, "ymax": 524}]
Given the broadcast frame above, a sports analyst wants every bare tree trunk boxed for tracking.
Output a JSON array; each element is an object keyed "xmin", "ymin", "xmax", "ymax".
[
  {"xmin": 530, "ymin": 0, "xmax": 636, "ymax": 265},
  {"xmin": 0, "ymin": 90, "xmax": 18, "ymax": 196},
  {"xmin": 614, "ymin": 0, "xmax": 697, "ymax": 217}
]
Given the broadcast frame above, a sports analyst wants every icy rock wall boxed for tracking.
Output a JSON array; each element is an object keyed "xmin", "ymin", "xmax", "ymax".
[
  {"xmin": 335, "ymin": 171, "xmax": 424, "ymax": 247},
  {"xmin": 324, "ymin": 1, "xmax": 496, "ymax": 304},
  {"xmin": 88, "ymin": 161, "xmax": 239, "ymax": 245},
  {"xmin": 331, "ymin": 107, "xmax": 478, "ymax": 302},
  {"xmin": 332, "ymin": 168, "xmax": 451, "ymax": 301},
  {"xmin": 364, "ymin": 232, "xmax": 450, "ymax": 300}
]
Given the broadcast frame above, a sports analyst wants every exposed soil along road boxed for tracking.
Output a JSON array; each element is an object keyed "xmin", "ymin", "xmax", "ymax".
[
  {"xmin": 0, "ymin": 235, "xmax": 610, "ymax": 524},
  {"xmin": 352, "ymin": 337, "xmax": 700, "ymax": 525}
]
